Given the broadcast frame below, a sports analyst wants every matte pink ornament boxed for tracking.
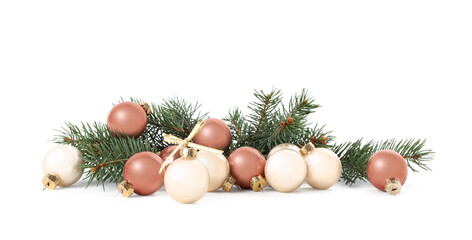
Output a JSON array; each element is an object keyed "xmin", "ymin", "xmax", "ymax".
[{"xmin": 107, "ymin": 102, "xmax": 147, "ymax": 138}]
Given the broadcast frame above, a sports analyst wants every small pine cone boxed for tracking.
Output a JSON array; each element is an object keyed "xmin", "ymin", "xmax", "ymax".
[{"xmin": 286, "ymin": 117, "xmax": 294, "ymax": 125}]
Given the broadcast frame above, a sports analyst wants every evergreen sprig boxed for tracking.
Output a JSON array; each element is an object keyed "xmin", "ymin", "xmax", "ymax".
[
  {"xmin": 331, "ymin": 139, "xmax": 434, "ymax": 186},
  {"xmin": 52, "ymin": 89, "xmax": 433, "ymax": 188},
  {"xmin": 55, "ymin": 96, "xmax": 206, "ymax": 187},
  {"xmin": 224, "ymin": 88, "xmax": 332, "ymax": 156},
  {"xmin": 55, "ymin": 122, "xmax": 158, "ymax": 188}
]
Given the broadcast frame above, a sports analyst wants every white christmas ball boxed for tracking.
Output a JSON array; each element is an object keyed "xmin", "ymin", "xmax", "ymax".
[
  {"xmin": 42, "ymin": 145, "xmax": 84, "ymax": 187},
  {"xmin": 305, "ymin": 148, "xmax": 342, "ymax": 189},
  {"xmin": 164, "ymin": 157, "xmax": 209, "ymax": 203},
  {"xmin": 196, "ymin": 151, "xmax": 230, "ymax": 192},
  {"xmin": 267, "ymin": 143, "xmax": 300, "ymax": 159},
  {"xmin": 265, "ymin": 146, "xmax": 307, "ymax": 193}
]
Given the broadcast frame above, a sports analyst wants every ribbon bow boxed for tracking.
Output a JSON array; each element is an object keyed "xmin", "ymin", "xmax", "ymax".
[{"xmin": 159, "ymin": 120, "xmax": 224, "ymax": 173}]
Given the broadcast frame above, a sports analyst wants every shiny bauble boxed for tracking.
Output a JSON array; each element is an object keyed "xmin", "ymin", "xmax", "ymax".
[
  {"xmin": 267, "ymin": 143, "xmax": 301, "ymax": 159},
  {"xmin": 265, "ymin": 144, "xmax": 307, "ymax": 192},
  {"xmin": 159, "ymin": 145, "xmax": 183, "ymax": 164},
  {"xmin": 301, "ymin": 143, "xmax": 342, "ymax": 190},
  {"xmin": 196, "ymin": 151, "xmax": 230, "ymax": 192},
  {"xmin": 122, "ymin": 152, "xmax": 164, "ymax": 196},
  {"xmin": 227, "ymin": 147, "xmax": 266, "ymax": 189},
  {"xmin": 164, "ymin": 149, "xmax": 209, "ymax": 203},
  {"xmin": 42, "ymin": 145, "xmax": 84, "ymax": 188},
  {"xmin": 193, "ymin": 118, "xmax": 232, "ymax": 150},
  {"xmin": 367, "ymin": 150, "xmax": 408, "ymax": 195},
  {"xmin": 107, "ymin": 101, "xmax": 147, "ymax": 138}
]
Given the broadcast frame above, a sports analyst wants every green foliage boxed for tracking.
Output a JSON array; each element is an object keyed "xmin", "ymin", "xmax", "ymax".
[
  {"xmin": 52, "ymin": 90, "xmax": 434, "ymax": 189},
  {"xmin": 54, "ymin": 122, "xmax": 159, "ymax": 188},
  {"xmin": 55, "ymin": 96, "xmax": 206, "ymax": 188},
  {"xmin": 224, "ymin": 88, "xmax": 333, "ymax": 156},
  {"xmin": 127, "ymin": 96, "xmax": 208, "ymax": 147},
  {"xmin": 331, "ymin": 139, "xmax": 434, "ymax": 186}
]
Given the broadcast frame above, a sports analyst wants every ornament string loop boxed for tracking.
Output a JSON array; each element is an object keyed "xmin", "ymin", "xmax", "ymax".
[{"xmin": 159, "ymin": 120, "xmax": 224, "ymax": 173}]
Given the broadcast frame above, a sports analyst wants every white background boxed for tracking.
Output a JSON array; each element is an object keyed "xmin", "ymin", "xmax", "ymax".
[{"xmin": 1, "ymin": 1, "xmax": 471, "ymax": 239}]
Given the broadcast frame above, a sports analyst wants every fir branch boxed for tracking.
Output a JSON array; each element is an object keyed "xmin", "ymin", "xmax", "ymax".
[
  {"xmin": 127, "ymin": 96, "xmax": 208, "ymax": 146},
  {"xmin": 55, "ymin": 122, "xmax": 159, "ymax": 188},
  {"xmin": 331, "ymin": 139, "xmax": 434, "ymax": 186},
  {"xmin": 248, "ymin": 89, "xmax": 282, "ymax": 137},
  {"xmin": 225, "ymin": 88, "xmax": 326, "ymax": 156}
]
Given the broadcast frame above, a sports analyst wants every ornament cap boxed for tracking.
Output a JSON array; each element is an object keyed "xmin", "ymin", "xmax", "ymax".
[
  {"xmin": 299, "ymin": 142, "xmax": 316, "ymax": 156},
  {"xmin": 42, "ymin": 172, "xmax": 61, "ymax": 190},
  {"xmin": 181, "ymin": 148, "xmax": 198, "ymax": 158},
  {"xmin": 139, "ymin": 102, "xmax": 152, "ymax": 115},
  {"xmin": 118, "ymin": 180, "xmax": 134, "ymax": 198},
  {"xmin": 384, "ymin": 178, "xmax": 402, "ymax": 195},
  {"xmin": 222, "ymin": 175, "xmax": 236, "ymax": 192},
  {"xmin": 249, "ymin": 175, "xmax": 267, "ymax": 192}
]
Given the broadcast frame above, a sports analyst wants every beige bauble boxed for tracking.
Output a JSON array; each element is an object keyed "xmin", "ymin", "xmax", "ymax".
[
  {"xmin": 267, "ymin": 143, "xmax": 300, "ymax": 159},
  {"xmin": 265, "ymin": 145, "xmax": 307, "ymax": 193},
  {"xmin": 42, "ymin": 145, "xmax": 84, "ymax": 187},
  {"xmin": 304, "ymin": 147, "xmax": 342, "ymax": 189},
  {"xmin": 164, "ymin": 156, "xmax": 209, "ymax": 204},
  {"xmin": 196, "ymin": 151, "xmax": 230, "ymax": 192}
]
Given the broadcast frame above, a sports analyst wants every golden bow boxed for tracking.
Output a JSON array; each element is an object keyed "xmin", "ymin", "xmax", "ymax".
[{"xmin": 159, "ymin": 120, "xmax": 224, "ymax": 173}]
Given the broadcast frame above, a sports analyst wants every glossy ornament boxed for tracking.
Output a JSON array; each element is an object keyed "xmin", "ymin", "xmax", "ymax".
[
  {"xmin": 42, "ymin": 145, "xmax": 84, "ymax": 189},
  {"xmin": 119, "ymin": 152, "xmax": 164, "ymax": 197},
  {"xmin": 193, "ymin": 118, "xmax": 232, "ymax": 150},
  {"xmin": 107, "ymin": 101, "xmax": 147, "ymax": 138},
  {"xmin": 227, "ymin": 146, "xmax": 266, "ymax": 191},
  {"xmin": 265, "ymin": 144, "xmax": 307, "ymax": 192},
  {"xmin": 164, "ymin": 148, "xmax": 209, "ymax": 203},
  {"xmin": 301, "ymin": 143, "xmax": 342, "ymax": 190},
  {"xmin": 159, "ymin": 145, "xmax": 183, "ymax": 165},
  {"xmin": 197, "ymin": 151, "xmax": 230, "ymax": 192},
  {"xmin": 267, "ymin": 143, "xmax": 301, "ymax": 159},
  {"xmin": 367, "ymin": 150, "xmax": 408, "ymax": 195}
]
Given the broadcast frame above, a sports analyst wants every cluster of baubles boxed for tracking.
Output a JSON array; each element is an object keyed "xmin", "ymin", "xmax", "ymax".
[{"xmin": 42, "ymin": 101, "xmax": 410, "ymax": 204}]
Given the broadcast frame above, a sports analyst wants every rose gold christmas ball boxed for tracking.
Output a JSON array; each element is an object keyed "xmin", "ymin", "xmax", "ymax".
[
  {"xmin": 227, "ymin": 147, "xmax": 266, "ymax": 189},
  {"xmin": 159, "ymin": 145, "xmax": 183, "ymax": 164},
  {"xmin": 107, "ymin": 101, "xmax": 147, "ymax": 138},
  {"xmin": 366, "ymin": 150, "xmax": 408, "ymax": 191},
  {"xmin": 193, "ymin": 118, "xmax": 232, "ymax": 150},
  {"xmin": 123, "ymin": 152, "xmax": 164, "ymax": 195}
]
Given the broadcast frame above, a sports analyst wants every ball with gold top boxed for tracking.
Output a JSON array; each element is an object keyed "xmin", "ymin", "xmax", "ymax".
[
  {"xmin": 42, "ymin": 145, "xmax": 84, "ymax": 190},
  {"xmin": 226, "ymin": 146, "xmax": 266, "ymax": 191},
  {"xmin": 118, "ymin": 151, "xmax": 165, "ymax": 197},
  {"xmin": 164, "ymin": 148, "xmax": 210, "ymax": 203},
  {"xmin": 265, "ymin": 143, "xmax": 307, "ymax": 192},
  {"xmin": 107, "ymin": 101, "xmax": 149, "ymax": 138},
  {"xmin": 300, "ymin": 142, "xmax": 342, "ymax": 190}
]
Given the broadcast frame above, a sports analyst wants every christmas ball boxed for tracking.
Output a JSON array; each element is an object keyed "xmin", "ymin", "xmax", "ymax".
[
  {"xmin": 159, "ymin": 145, "xmax": 183, "ymax": 164},
  {"xmin": 122, "ymin": 152, "xmax": 164, "ymax": 196},
  {"xmin": 197, "ymin": 151, "xmax": 230, "ymax": 192},
  {"xmin": 367, "ymin": 150, "xmax": 407, "ymax": 195},
  {"xmin": 265, "ymin": 144, "xmax": 307, "ymax": 192},
  {"xmin": 164, "ymin": 148, "xmax": 209, "ymax": 203},
  {"xmin": 301, "ymin": 143, "xmax": 342, "ymax": 190},
  {"xmin": 193, "ymin": 118, "xmax": 232, "ymax": 150},
  {"xmin": 227, "ymin": 146, "xmax": 266, "ymax": 190},
  {"xmin": 107, "ymin": 101, "xmax": 147, "ymax": 138},
  {"xmin": 267, "ymin": 143, "xmax": 301, "ymax": 159},
  {"xmin": 42, "ymin": 145, "xmax": 84, "ymax": 188}
]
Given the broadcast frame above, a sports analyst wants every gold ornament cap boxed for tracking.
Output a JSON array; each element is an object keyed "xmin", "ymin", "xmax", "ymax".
[
  {"xmin": 42, "ymin": 172, "xmax": 61, "ymax": 190},
  {"xmin": 139, "ymin": 102, "xmax": 152, "ymax": 115},
  {"xmin": 299, "ymin": 142, "xmax": 316, "ymax": 156},
  {"xmin": 385, "ymin": 178, "xmax": 402, "ymax": 195},
  {"xmin": 222, "ymin": 176, "xmax": 236, "ymax": 192},
  {"xmin": 250, "ymin": 175, "xmax": 267, "ymax": 192},
  {"xmin": 181, "ymin": 148, "xmax": 198, "ymax": 158},
  {"xmin": 118, "ymin": 180, "xmax": 134, "ymax": 198}
]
